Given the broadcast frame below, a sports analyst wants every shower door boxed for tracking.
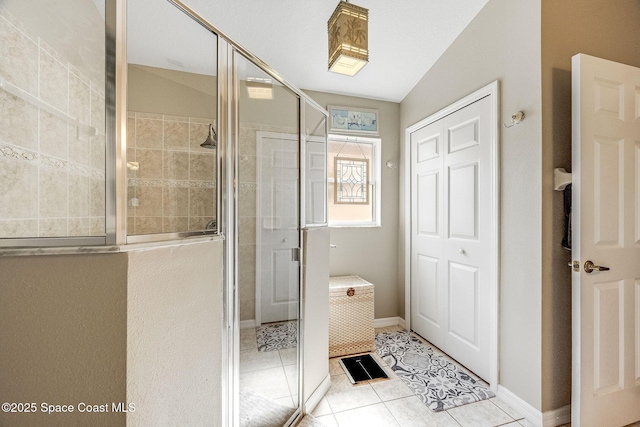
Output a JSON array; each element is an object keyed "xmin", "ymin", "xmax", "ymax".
[{"xmin": 235, "ymin": 52, "xmax": 301, "ymax": 427}]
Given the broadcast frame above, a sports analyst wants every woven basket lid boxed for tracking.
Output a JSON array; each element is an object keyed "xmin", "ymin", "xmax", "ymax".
[{"xmin": 329, "ymin": 275, "xmax": 374, "ymax": 293}]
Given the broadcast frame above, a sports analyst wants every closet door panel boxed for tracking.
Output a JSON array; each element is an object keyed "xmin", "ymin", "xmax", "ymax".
[
  {"xmin": 411, "ymin": 120, "xmax": 445, "ymax": 348},
  {"xmin": 410, "ymin": 93, "xmax": 493, "ymax": 382}
]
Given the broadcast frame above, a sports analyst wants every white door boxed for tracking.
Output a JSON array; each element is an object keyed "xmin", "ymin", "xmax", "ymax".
[
  {"xmin": 411, "ymin": 94, "xmax": 493, "ymax": 381},
  {"xmin": 256, "ymin": 132, "xmax": 300, "ymax": 325},
  {"xmin": 571, "ymin": 54, "xmax": 640, "ymax": 427}
]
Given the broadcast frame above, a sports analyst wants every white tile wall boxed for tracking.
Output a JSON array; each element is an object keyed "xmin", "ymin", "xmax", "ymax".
[{"xmin": 0, "ymin": 6, "xmax": 105, "ymax": 238}]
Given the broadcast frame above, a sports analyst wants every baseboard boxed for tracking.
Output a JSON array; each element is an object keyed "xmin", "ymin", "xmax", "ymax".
[
  {"xmin": 374, "ymin": 316, "xmax": 406, "ymax": 329},
  {"xmin": 542, "ymin": 405, "xmax": 571, "ymax": 427},
  {"xmin": 240, "ymin": 319, "xmax": 256, "ymax": 329},
  {"xmin": 497, "ymin": 385, "xmax": 543, "ymax": 427},
  {"xmin": 304, "ymin": 374, "xmax": 331, "ymax": 415},
  {"xmin": 398, "ymin": 317, "xmax": 406, "ymax": 329}
]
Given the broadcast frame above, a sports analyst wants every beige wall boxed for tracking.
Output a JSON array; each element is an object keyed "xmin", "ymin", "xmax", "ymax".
[
  {"xmin": 0, "ymin": 239, "xmax": 224, "ymax": 427},
  {"xmin": 303, "ymin": 90, "xmax": 401, "ymax": 319},
  {"xmin": 540, "ymin": 0, "xmax": 640, "ymax": 412},
  {"xmin": 400, "ymin": 0, "xmax": 543, "ymax": 409},
  {"xmin": 0, "ymin": 253, "xmax": 128, "ymax": 427},
  {"xmin": 126, "ymin": 239, "xmax": 223, "ymax": 427},
  {"xmin": 127, "ymin": 65, "xmax": 216, "ymax": 119},
  {"xmin": 239, "ymin": 83, "xmax": 299, "ymax": 129}
]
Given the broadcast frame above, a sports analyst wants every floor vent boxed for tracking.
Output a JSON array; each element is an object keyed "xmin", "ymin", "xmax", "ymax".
[{"xmin": 339, "ymin": 354, "xmax": 388, "ymax": 384}]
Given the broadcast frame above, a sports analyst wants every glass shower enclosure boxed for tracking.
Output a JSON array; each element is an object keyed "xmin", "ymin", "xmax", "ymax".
[
  {"xmin": 0, "ymin": 0, "xmax": 328, "ymax": 425},
  {"xmin": 236, "ymin": 52, "xmax": 302, "ymax": 426},
  {"xmin": 151, "ymin": 2, "xmax": 329, "ymax": 427}
]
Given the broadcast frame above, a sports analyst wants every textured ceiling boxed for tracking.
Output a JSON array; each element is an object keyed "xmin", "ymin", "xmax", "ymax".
[
  {"xmin": 126, "ymin": 0, "xmax": 489, "ymax": 103},
  {"xmin": 3, "ymin": 0, "xmax": 490, "ymax": 103},
  {"xmin": 184, "ymin": 0, "xmax": 490, "ymax": 102}
]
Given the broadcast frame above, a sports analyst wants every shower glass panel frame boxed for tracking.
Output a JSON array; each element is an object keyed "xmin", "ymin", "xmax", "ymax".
[
  {"xmin": 234, "ymin": 48, "xmax": 302, "ymax": 427},
  {"xmin": 124, "ymin": 0, "xmax": 220, "ymax": 243},
  {"xmin": 0, "ymin": 0, "xmax": 116, "ymax": 248},
  {"xmin": 164, "ymin": 2, "xmax": 328, "ymax": 427}
]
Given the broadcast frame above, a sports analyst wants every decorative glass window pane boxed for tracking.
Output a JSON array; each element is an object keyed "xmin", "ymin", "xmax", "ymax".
[
  {"xmin": 334, "ymin": 157, "xmax": 369, "ymax": 204},
  {"xmin": 328, "ymin": 135, "xmax": 380, "ymax": 227}
]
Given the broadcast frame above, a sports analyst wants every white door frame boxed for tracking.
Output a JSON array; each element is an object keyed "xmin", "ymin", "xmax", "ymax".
[{"xmin": 403, "ymin": 80, "xmax": 500, "ymax": 391}]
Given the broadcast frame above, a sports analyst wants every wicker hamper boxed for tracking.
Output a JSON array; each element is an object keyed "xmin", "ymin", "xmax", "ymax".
[{"xmin": 329, "ymin": 275, "xmax": 375, "ymax": 357}]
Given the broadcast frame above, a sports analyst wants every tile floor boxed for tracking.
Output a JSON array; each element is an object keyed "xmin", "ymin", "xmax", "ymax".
[
  {"xmin": 301, "ymin": 326, "xmax": 559, "ymax": 427},
  {"xmin": 242, "ymin": 325, "xmax": 640, "ymax": 427},
  {"xmin": 239, "ymin": 326, "xmax": 299, "ymax": 410}
]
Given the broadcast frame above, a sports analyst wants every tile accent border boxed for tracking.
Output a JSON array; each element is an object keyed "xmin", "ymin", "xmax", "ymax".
[
  {"xmin": 1, "ymin": 143, "xmax": 105, "ymax": 179},
  {"xmin": 127, "ymin": 178, "xmax": 215, "ymax": 189},
  {"xmin": 238, "ymin": 182, "xmax": 297, "ymax": 191}
]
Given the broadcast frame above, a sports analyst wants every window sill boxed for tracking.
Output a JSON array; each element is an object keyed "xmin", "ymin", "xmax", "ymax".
[{"xmin": 328, "ymin": 223, "xmax": 381, "ymax": 229}]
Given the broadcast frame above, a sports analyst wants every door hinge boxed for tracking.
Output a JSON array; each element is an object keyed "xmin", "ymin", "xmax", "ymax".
[{"xmin": 292, "ymin": 248, "xmax": 300, "ymax": 262}]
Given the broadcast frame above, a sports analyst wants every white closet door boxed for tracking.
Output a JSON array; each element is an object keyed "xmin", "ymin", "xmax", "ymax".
[{"xmin": 411, "ymin": 95, "xmax": 492, "ymax": 381}]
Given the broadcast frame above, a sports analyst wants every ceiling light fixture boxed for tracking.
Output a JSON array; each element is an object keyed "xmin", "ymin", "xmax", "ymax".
[{"xmin": 328, "ymin": 0, "xmax": 369, "ymax": 77}]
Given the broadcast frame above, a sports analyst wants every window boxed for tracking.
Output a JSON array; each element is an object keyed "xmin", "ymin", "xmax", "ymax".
[{"xmin": 327, "ymin": 135, "xmax": 381, "ymax": 227}]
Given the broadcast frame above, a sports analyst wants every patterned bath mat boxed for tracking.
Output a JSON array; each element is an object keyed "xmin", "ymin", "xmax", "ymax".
[
  {"xmin": 256, "ymin": 321, "xmax": 297, "ymax": 352},
  {"xmin": 375, "ymin": 330, "xmax": 494, "ymax": 412}
]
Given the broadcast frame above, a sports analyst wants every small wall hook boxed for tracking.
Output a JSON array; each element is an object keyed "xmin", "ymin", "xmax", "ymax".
[{"xmin": 504, "ymin": 111, "xmax": 525, "ymax": 128}]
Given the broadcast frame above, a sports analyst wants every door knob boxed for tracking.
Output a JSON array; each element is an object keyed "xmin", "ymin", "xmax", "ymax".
[
  {"xmin": 459, "ymin": 248, "xmax": 465, "ymax": 255},
  {"xmin": 584, "ymin": 260, "xmax": 610, "ymax": 273}
]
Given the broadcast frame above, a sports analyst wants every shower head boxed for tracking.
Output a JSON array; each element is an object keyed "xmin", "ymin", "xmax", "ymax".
[{"xmin": 201, "ymin": 124, "xmax": 217, "ymax": 149}]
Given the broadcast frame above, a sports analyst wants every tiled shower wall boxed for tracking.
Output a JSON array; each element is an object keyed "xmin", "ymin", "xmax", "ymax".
[
  {"xmin": 0, "ymin": 6, "xmax": 105, "ymax": 238},
  {"xmin": 126, "ymin": 112, "xmax": 216, "ymax": 235}
]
